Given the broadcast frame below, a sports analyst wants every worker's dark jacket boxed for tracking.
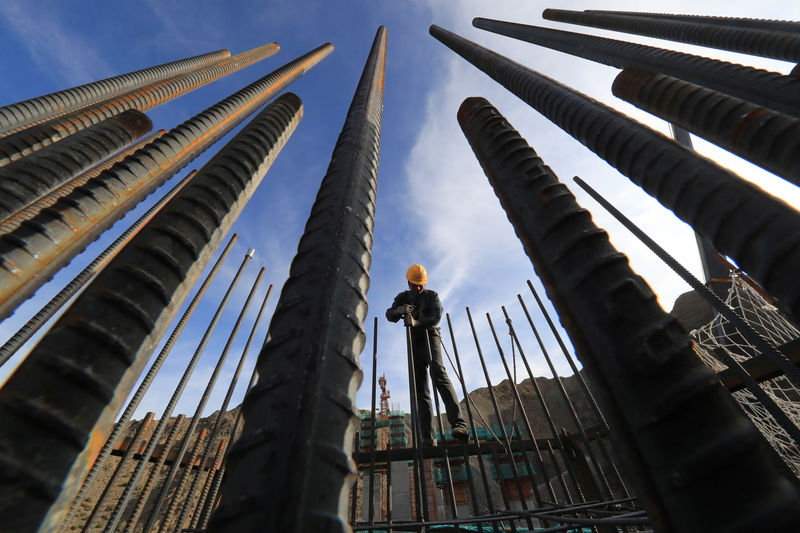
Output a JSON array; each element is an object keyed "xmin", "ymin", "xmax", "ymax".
[{"xmin": 386, "ymin": 289, "xmax": 442, "ymax": 353}]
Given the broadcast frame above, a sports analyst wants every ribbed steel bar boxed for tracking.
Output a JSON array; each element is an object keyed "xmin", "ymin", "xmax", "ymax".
[
  {"xmin": 0, "ymin": 110, "xmax": 152, "ymax": 222},
  {"xmin": 404, "ymin": 325, "xmax": 430, "ymax": 523},
  {"xmin": 368, "ymin": 317, "xmax": 379, "ymax": 527},
  {"xmin": 0, "ymin": 167, "xmax": 197, "ymax": 372},
  {"xmin": 350, "ymin": 434, "xmax": 360, "ymax": 525},
  {"xmin": 445, "ymin": 313, "xmax": 496, "ymax": 533},
  {"xmin": 433, "ymin": 24, "xmax": 800, "ymax": 324},
  {"xmin": 584, "ymin": 10, "xmax": 800, "ymax": 35},
  {"xmin": 0, "ymin": 43, "xmax": 277, "ymax": 166},
  {"xmin": 122, "ymin": 414, "xmax": 187, "ymax": 533},
  {"xmin": 0, "ymin": 129, "xmax": 166, "ymax": 235},
  {"xmin": 193, "ymin": 438, "xmax": 227, "ymax": 530},
  {"xmin": 0, "ymin": 44, "xmax": 328, "ymax": 321},
  {"xmin": 156, "ymin": 429, "xmax": 208, "ymax": 532},
  {"xmin": 0, "ymin": 93, "xmax": 303, "ymax": 533},
  {"xmin": 542, "ymin": 8, "xmax": 800, "ymax": 62},
  {"xmin": 208, "ymin": 26, "xmax": 385, "ymax": 533},
  {"xmin": 470, "ymin": 18, "xmax": 800, "ymax": 119},
  {"xmin": 613, "ymin": 68, "xmax": 800, "ymax": 185},
  {"xmin": 486, "ymin": 312, "xmax": 562, "ymax": 504},
  {"xmin": 170, "ymin": 274, "xmax": 271, "ymax": 533},
  {"xmin": 55, "ymin": 230, "xmax": 234, "ymax": 532},
  {"xmin": 78, "ymin": 412, "xmax": 154, "ymax": 532},
  {"xmin": 573, "ymin": 175, "xmax": 800, "ymax": 445},
  {"xmin": 0, "ymin": 49, "xmax": 230, "ymax": 136},
  {"xmin": 466, "ymin": 308, "xmax": 535, "ymax": 531},
  {"xmin": 456, "ymin": 95, "xmax": 800, "ymax": 532},
  {"xmin": 111, "ymin": 250, "xmax": 253, "ymax": 533},
  {"xmin": 500, "ymin": 306, "xmax": 582, "ymax": 503}
]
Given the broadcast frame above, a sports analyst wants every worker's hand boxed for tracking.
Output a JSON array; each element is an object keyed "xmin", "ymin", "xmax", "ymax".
[
  {"xmin": 404, "ymin": 314, "xmax": 419, "ymax": 327},
  {"xmin": 403, "ymin": 304, "xmax": 414, "ymax": 316},
  {"xmin": 389, "ymin": 305, "xmax": 406, "ymax": 320}
]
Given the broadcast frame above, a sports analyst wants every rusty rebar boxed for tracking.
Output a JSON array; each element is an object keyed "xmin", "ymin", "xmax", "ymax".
[
  {"xmin": 612, "ymin": 67, "xmax": 800, "ymax": 185},
  {"xmin": 209, "ymin": 26, "xmax": 385, "ymax": 533},
  {"xmin": 0, "ymin": 43, "xmax": 277, "ymax": 166},
  {"xmin": 542, "ymin": 8, "xmax": 800, "ymax": 62},
  {"xmin": 432, "ymin": 24, "xmax": 800, "ymax": 325},
  {"xmin": 368, "ymin": 317, "xmax": 379, "ymax": 526},
  {"xmin": 0, "ymin": 44, "xmax": 329, "ymax": 320},
  {"xmin": 457, "ymin": 94, "xmax": 800, "ymax": 532},
  {"xmin": 0, "ymin": 49, "xmax": 229, "ymax": 136},
  {"xmin": 405, "ymin": 325, "xmax": 430, "ymax": 524},
  {"xmin": 0, "ymin": 110, "xmax": 152, "ymax": 222},
  {"xmin": 470, "ymin": 18, "xmax": 800, "ymax": 119},
  {"xmin": 0, "ymin": 93, "xmax": 303, "ymax": 532},
  {"xmin": 584, "ymin": 10, "xmax": 800, "ymax": 34},
  {"xmin": 155, "ymin": 429, "xmax": 209, "ymax": 532}
]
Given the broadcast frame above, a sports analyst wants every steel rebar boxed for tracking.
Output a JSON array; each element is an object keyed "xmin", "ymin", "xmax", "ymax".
[
  {"xmin": 405, "ymin": 325, "xmax": 430, "ymax": 523},
  {"xmin": 55, "ymin": 229, "xmax": 234, "ymax": 532},
  {"xmin": 208, "ymin": 26, "xmax": 385, "ymax": 533},
  {"xmin": 368, "ymin": 317, "xmax": 379, "ymax": 528},
  {"xmin": 470, "ymin": 18, "xmax": 800, "ymax": 119},
  {"xmin": 0, "ymin": 44, "xmax": 329, "ymax": 320},
  {"xmin": 157, "ymin": 429, "xmax": 208, "ymax": 532},
  {"xmin": 0, "ymin": 93, "xmax": 303, "ymax": 532},
  {"xmin": 0, "ymin": 43, "xmax": 277, "ymax": 166},
  {"xmin": 0, "ymin": 110, "xmax": 152, "ymax": 222},
  {"xmin": 432, "ymin": 23, "xmax": 800, "ymax": 325},
  {"xmin": 583, "ymin": 10, "xmax": 800, "ymax": 35},
  {"xmin": 456, "ymin": 94, "xmax": 800, "ymax": 531},
  {"xmin": 612, "ymin": 67, "xmax": 800, "ymax": 185},
  {"xmin": 0, "ymin": 49, "xmax": 229, "ymax": 136},
  {"xmin": 542, "ymin": 8, "xmax": 800, "ymax": 62}
]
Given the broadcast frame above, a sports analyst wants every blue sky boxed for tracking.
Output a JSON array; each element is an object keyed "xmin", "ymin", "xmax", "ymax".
[{"xmin": 1, "ymin": 0, "xmax": 799, "ymax": 421}]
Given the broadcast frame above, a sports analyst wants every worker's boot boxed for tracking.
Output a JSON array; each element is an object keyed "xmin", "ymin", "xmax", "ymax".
[{"xmin": 452, "ymin": 423, "xmax": 469, "ymax": 440}]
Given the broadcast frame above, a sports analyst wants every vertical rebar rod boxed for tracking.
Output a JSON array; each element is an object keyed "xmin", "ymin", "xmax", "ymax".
[
  {"xmin": 0, "ymin": 167, "xmax": 198, "ymax": 370},
  {"xmin": 445, "ymin": 313, "xmax": 496, "ymax": 533},
  {"xmin": 541, "ymin": 8, "xmax": 800, "ymax": 62},
  {"xmin": 466, "ymin": 308, "xmax": 535, "ymax": 531},
  {"xmin": 385, "ymin": 439, "xmax": 392, "ymax": 528},
  {"xmin": 0, "ymin": 49, "xmax": 229, "ymax": 136},
  {"xmin": 500, "ymin": 305, "xmax": 582, "ymax": 503},
  {"xmin": 456, "ymin": 94, "xmax": 800, "ymax": 531},
  {"xmin": 0, "ymin": 91, "xmax": 303, "ymax": 532},
  {"xmin": 425, "ymin": 333, "xmax": 458, "ymax": 520},
  {"xmin": 56, "ymin": 229, "xmax": 234, "ymax": 531},
  {"xmin": 487, "ymin": 452, "xmax": 516, "ymax": 531},
  {"xmin": 486, "ymin": 313, "xmax": 559, "ymax": 503},
  {"xmin": 405, "ymin": 325, "xmax": 429, "ymax": 524},
  {"xmin": 103, "ymin": 250, "xmax": 254, "ymax": 533},
  {"xmin": 151, "ymin": 267, "xmax": 264, "ymax": 533},
  {"xmin": 573, "ymin": 175, "xmax": 800, "ymax": 443},
  {"xmin": 0, "ymin": 44, "xmax": 328, "ymax": 320},
  {"xmin": 78, "ymin": 412, "xmax": 155, "ymax": 532},
  {"xmin": 0, "ymin": 43, "xmax": 278, "ymax": 166},
  {"xmin": 158, "ymin": 428, "xmax": 209, "ymax": 532},
  {"xmin": 612, "ymin": 67, "xmax": 800, "ymax": 186},
  {"xmin": 171, "ymin": 275, "xmax": 272, "ymax": 532},
  {"xmin": 584, "ymin": 10, "xmax": 800, "ymax": 34},
  {"xmin": 350, "ymin": 434, "xmax": 360, "ymax": 526},
  {"xmin": 433, "ymin": 23, "xmax": 800, "ymax": 324},
  {"xmin": 368, "ymin": 317, "xmax": 379, "ymax": 529},
  {"xmin": 0, "ymin": 110, "xmax": 153, "ymax": 222},
  {"xmin": 208, "ymin": 26, "xmax": 385, "ymax": 533},
  {"xmin": 469, "ymin": 18, "xmax": 800, "ymax": 119}
]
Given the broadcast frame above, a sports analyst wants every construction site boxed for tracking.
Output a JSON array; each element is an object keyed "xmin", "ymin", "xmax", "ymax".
[{"xmin": 1, "ymin": 5, "xmax": 800, "ymax": 533}]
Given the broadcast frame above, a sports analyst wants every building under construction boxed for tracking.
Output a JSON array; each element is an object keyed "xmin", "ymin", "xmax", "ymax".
[{"xmin": 1, "ymin": 7, "xmax": 800, "ymax": 533}]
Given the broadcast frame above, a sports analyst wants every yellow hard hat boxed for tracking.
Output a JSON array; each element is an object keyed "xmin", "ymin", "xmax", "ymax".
[{"xmin": 406, "ymin": 264, "xmax": 427, "ymax": 285}]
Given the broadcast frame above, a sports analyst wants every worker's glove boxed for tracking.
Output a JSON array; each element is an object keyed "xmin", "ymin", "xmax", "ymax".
[
  {"xmin": 389, "ymin": 305, "xmax": 406, "ymax": 320},
  {"xmin": 403, "ymin": 304, "xmax": 414, "ymax": 316},
  {"xmin": 404, "ymin": 314, "xmax": 419, "ymax": 327}
]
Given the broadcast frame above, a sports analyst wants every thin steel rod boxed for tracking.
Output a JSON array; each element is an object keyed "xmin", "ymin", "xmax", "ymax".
[
  {"xmin": 102, "ymin": 250, "xmax": 254, "ymax": 533},
  {"xmin": 445, "ymin": 313, "xmax": 497, "ymax": 533},
  {"xmin": 0, "ymin": 49, "xmax": 229, "ymax": 136},
  {"xmin": 466, "ymin": 307, "xmax": 535, "ymax": 531},
  {"xmin": 152, "ymin": 267, "xmax": 265, "ymax": 533},
  {"xmin": 0, "ymin": 166, "xmax": 197, "ymax": 370},
  {"xmin": 56, "ymin": 230, "xmax": 235, "ymax": 531},
  {"xmin": 0, "ymin": 43, "xmax": 277, "ymax": 166},
  {"xmin": 488, "ymin": 451, "xmax": 517, "ymax": 532},
  {"xmin": 209, "ymin": 27, "xmax": 385, "ymax": 533},
  {"xmin": 0, "ymin": 129, "xmax": 166, "ymax": 236},
  {"xmin": 573, "ymin": 175, "xmax": 800, "ymax": 444},
  {"xmin": 542, "ymin": 8, "xmax": 800, "ymax": 62},
  {"xmin": 79, "ymin": 412, "xmax": 155, "ymax": 532},
  {"xmin": 368, "ymin": 317, "xmax": 379, "ymax": 527},
  {"xmin": 405, "ymin": 325, "xmax": 430, "ymax": 523},
  {"xmin": 584, "ymin": 10, "xmax": 800, "ymax": 34},
  {"xmin": 350, "ymin": 435, "xmax": 360, "ymax": 525},
  {"xmin": 385, "ymin": 438, "xmax": 392, "ymax": 528},
  {"xmin": 500, "ymin": 305, "xmax": 583, "ymax": 503},
  {"xmin": 0, "ymin": 110, "xmax": 153, "ymax": 222},
  {"xmin": 0, "ymin": 44, "xmax": 329, "ymax": 321},
  {"xmin": 433, "ymin": 23, "xmax": 800, "ymax": 324},
  {"xmin": 469, "ymin": 18, "xmax": 800, "ymax": 120},
  {"xmin": 425, "ymin": 333, "xmax": 458, "ymax": 520},
  {"xmin": 158, "ymin": 429, "xmax": 209, "ymax": 532},
  {"xmin": 171, "ymin": 275, "xmax": 271, "ymax": 532},
  {"xmin": 456, "ymin": 94, "xmax": 800, "ymax": 531},
  {"xmin": 486, "ymin": 312, "xmax": 559, "ymax": 504},
  {"xmin": 612, "ymin": 68, "xmax": 800, "ymax": 187}
]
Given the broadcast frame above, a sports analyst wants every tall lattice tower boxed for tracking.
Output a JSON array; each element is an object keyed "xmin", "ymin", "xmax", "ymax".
[{"xmin": 378, "ymin": 374, "xmax": 390, "ymax": 420}]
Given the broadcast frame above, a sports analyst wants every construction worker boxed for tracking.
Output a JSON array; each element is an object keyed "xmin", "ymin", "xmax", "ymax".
[{"xmin": 386, "ymin": 264, "xmax": 469, "ymax": 444}]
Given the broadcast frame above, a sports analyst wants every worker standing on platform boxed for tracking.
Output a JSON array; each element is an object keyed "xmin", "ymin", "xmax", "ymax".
[{"xmin": 386, "ymin": 264, "xmax": 469, "ymax": 444}]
